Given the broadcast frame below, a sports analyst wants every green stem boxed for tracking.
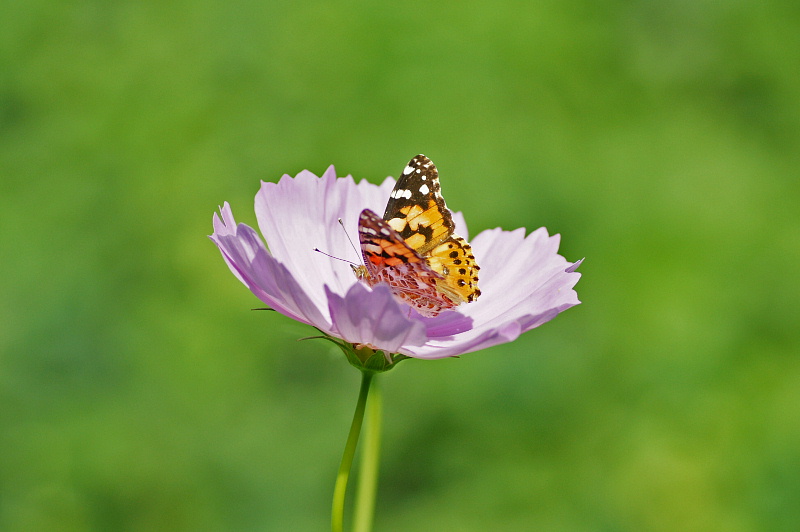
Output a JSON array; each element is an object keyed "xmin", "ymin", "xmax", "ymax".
[
  {"xmin": 332, "ymin": 371, "xmax": 373, "ymax": 532},
  {"xmin": 353, "ymin": 378, "xmax": 382, "ymax": 532}
]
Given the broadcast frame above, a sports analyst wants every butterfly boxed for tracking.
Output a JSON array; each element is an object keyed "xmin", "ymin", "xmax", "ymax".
[{"xmin": 356, "ymin": 154, "xmax": 480, "ymax": 317}]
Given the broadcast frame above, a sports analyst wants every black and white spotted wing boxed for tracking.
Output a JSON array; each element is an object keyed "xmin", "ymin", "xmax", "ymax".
[{"xmin": 381, "ymin": 154, "xmax": 456, "ymax": 255}]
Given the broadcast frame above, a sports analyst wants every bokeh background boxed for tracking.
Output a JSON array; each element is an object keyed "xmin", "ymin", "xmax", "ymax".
[{"xmin": 2, "ymin": 1, "xmax": 799, "ymax": 531}]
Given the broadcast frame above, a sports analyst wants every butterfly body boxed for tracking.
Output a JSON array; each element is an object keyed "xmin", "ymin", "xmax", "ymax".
[{"xmin": 357, "ymin": 155, "xmax": 480, "ymax": 317}]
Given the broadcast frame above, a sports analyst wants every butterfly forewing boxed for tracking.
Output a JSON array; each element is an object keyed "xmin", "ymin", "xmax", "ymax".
[{"xmin": 383, "ymin": 154, "xmax": 455, "ymax": 256}]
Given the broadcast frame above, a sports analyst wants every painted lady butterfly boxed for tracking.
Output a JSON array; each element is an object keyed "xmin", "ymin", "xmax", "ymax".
[{"xmin": 356, "ymin": 154, "xmax": 481, "ymax": 317}]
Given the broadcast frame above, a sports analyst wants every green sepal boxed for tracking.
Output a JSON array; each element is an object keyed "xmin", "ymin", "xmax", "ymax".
[
  {"xmin": 364, "ymin": 351, "xmax": 391, "ymax": 372},
  {"xmin": 356, "ymin": 348, "xmax": 410, "ymax": 373},
  {"xmin": 299, "ymin": 331, "xmax": 410, "ymax": 374}
]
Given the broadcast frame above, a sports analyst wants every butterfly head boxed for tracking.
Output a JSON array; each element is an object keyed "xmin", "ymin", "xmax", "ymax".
[{"xmin": 351, "ymin": 264, "xmax": 369, "ymax": 281}]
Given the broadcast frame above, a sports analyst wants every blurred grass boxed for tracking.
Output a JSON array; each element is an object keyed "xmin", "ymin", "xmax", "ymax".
[{"xmin": 2, "ymin": 1, "xmax": 799, "ymax": 531}]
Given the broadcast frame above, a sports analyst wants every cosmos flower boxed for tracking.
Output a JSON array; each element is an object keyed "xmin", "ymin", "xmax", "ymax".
[{"xmin": 210, "ymin": 164, "xmax": 582, "ymax": 360}]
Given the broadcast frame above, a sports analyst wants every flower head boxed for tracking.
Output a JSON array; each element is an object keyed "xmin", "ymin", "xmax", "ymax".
[{"xmin": 210, "ymin": 164, "xmax": 582, "ymax": 360}]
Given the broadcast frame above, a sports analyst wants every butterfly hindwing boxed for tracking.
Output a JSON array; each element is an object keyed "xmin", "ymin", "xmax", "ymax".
[
  {"xmin": 358, "ymin": 209, "xmax": 458, "ymax": 317},
  {"xmin": 426, "ymin": 235, "xmax": 481, "ymax": 304}
]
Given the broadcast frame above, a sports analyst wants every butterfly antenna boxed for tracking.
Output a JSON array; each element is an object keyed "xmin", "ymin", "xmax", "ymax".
[
  {"xmin": 338, "ymin": 218, "xmax": 362, "ymax": 263},
  {"xmin": 313, "ymin": 248, "xmax": 358, "ymax": 266},
  {"xmin": 313, "ymin": 218, "xmax": 368, "ymax": 281}
]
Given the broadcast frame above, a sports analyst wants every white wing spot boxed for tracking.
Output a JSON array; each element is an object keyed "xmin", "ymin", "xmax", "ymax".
[
  {"xmin": 419, "ymin": 183, "xmax": 430, "ymax": 194},
  {"xmin": 403, "ymin": 165, "xmax": 414, "ymax": 175},
  {"xmin": 392, "ymin": 188, "xmax": 413, "ymax": 200}
]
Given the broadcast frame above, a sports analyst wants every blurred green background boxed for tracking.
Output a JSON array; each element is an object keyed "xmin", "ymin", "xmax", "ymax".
[{"xmin": 2, "ymin": 1, "xmax": 799, "ymax": 530}]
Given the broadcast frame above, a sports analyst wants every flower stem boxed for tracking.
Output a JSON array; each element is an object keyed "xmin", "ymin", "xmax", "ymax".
[
  {"xmin": 353, "ymin": 378, "xmax": 382, "ymax": 532},
  {"xmin": 332, "ymin": 370, "xmax": 373, "ymax": 532}
]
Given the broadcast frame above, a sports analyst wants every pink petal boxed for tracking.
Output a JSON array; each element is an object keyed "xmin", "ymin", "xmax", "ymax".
[
  {"xmin": 404, "ymin": 226, "xmax": 581, "ymax": 359},
  {"xmin": 254, "ymin": 168, "xmax": 395, "ymax": 308},
  {"xmin": 210, "ymin": 203, "xmax": 329, "ymax": 329},
  {"xmin": 326, "ymin": 283, "xmax": 429, "ymax": 353}
]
